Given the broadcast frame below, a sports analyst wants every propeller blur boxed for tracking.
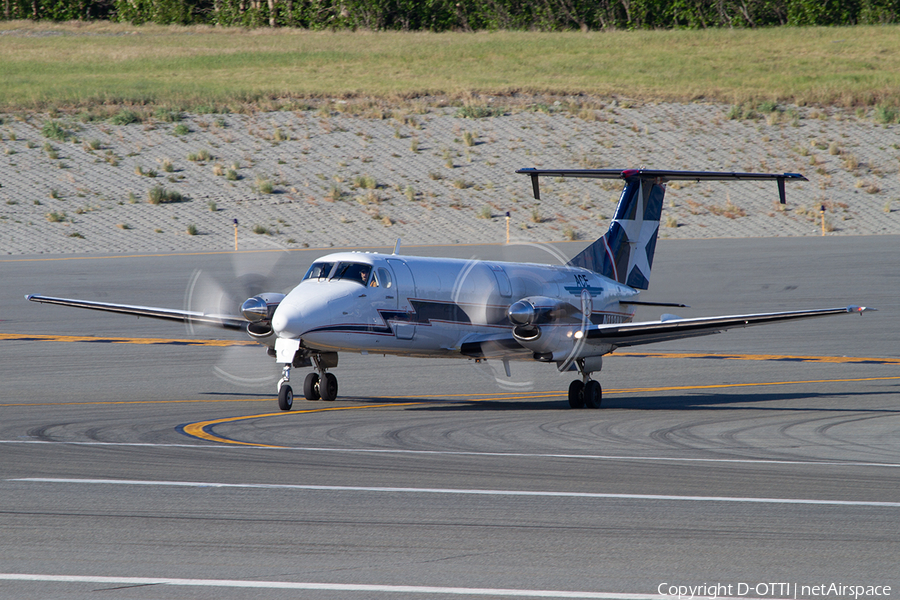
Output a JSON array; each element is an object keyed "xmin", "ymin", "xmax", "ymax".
[{"xmin": 26, "ymin": 168, "xmax": 875, "ymax": 410}]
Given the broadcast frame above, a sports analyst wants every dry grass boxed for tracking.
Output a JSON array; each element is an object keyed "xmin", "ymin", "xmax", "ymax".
[{"xmin": 2, "ymin": 22, "xmax": 900, "ymax": 111}]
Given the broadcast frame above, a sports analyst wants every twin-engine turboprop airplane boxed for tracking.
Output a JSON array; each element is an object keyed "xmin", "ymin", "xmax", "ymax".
[{"xmin": 27, "ymin": 168, "xmax": 874, "ymax": 410}]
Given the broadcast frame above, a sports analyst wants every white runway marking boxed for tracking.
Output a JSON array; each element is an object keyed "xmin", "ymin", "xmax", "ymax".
[
  {"xmin": 9, "ymin": 478, "xmax": 900, "ymax": 508},
  {"xmin": 1, "ymin": 439, "xmax": 899, "ymax": 469},
  {"xmin": 0, "ymin": 574, "xmax": 761, "ymax": 599}
]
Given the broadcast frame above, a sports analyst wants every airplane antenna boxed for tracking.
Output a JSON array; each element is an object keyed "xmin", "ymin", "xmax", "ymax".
[{"xmin": 392, "ymin": 238, "xmax": 401, "ymax": 255}]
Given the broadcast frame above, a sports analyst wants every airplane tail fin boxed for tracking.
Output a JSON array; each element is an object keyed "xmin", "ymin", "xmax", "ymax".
[{"xmin": 516, "ymin": 168, "xmax": 807, "ymax": 291}]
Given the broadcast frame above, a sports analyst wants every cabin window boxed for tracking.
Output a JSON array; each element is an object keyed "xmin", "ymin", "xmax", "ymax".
[
  {"xmin": 303, "ymin": 261, "xmax": 336, "ymax": 281},
  {"xmin": 377, "ymin": 267, "xmax": 392, "ymax": 289},
  {"xmin": 331, "ymin": 262, "xmax": 371, "ymax": 286}
]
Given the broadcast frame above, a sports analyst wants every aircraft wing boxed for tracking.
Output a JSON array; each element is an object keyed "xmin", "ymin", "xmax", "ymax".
[
  {"xmin": 25, "ymin": 294, "xmax": 247, "ymax": 330},
  {"xmin": 586, "ymin": 306, "xmax": 873, "ymax": 347}
]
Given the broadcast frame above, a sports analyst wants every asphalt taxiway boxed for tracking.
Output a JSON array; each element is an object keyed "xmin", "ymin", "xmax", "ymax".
[{"xmin": 1, "ymin": 237, "xmax": 898, "ymax": 599}]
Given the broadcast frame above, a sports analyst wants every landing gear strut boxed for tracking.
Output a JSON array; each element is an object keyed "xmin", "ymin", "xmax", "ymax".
[{"xmin": 567, "ymin": 358, "xmax": 602, "ymax": 409}]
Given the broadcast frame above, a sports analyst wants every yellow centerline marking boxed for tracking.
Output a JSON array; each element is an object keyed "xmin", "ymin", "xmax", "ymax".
[
  {"xmin": 182, "ymin": 376, "xmax": 900, "ymax": 446},
  {"xmin": 0, "ymin": 333, "xmax": 253, "ymax": 346},
  {"xmin": 5, "ymin": 333, "xmax": 899, "ymax": 365},
  {"xmin": 617, "ymin": 351, "xmax": 900, "ymax": 365}
]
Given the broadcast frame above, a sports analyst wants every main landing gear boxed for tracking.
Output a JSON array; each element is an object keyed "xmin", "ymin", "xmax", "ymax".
[
  {"xmin": 277, "ymin": 353, "xmax": 338, "ymax": 411},
  {"xmin": 567, "ymin": 358, "xmax": 602, "ymax": 409}
]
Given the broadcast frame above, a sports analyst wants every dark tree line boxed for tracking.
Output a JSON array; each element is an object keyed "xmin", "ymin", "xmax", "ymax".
[{"xmin": 4, "ymin": 0, "xmax": 900, "ymax": 28}]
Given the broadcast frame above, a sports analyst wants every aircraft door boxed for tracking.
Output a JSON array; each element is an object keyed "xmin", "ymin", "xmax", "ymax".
[{"xmin": 386, "ymin": 259, "xmax": 417, "ymax": 340}]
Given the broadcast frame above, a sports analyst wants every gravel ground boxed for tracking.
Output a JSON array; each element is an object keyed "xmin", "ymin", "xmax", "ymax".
[{"xmin": 1, "ymin": 100, "xmax": 899, "ymax": 255}]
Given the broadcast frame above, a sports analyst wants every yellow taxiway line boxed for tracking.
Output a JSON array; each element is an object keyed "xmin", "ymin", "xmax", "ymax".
[
  {"xmin": 182, "ymin": 375, "xmax": 900, "ymax": 447},
  {"xmin": 4, "ymin": 333, "xmax": 900, "ymax": 365},
  {"xmin": 0, "ymin": 333, "xmax": 254, "ymax": 346}
]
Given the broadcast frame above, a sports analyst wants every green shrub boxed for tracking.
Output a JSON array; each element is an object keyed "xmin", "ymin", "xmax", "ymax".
[
  {"xmin": 148, "ymin": 185, "xmax": 185, "ymax": 204},
  {"xmin": 41, "ymin": 120, "xmax": 68, "ymax": 141},
  {"xmin": 110, "ymin": 110, "xmax": 141, "ymax": 126},
  {"xmin": 456, "ymin": 106, "xmax": 503, "ymax": 119}
]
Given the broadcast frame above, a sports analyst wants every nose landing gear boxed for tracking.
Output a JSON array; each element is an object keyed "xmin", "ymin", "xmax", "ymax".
[
  {"xmin": 277, "ymin": 364, "xmax": 293, "ymax": 411},
  {"xmin": 276, "ymin": 352, "xmax": 339, "ymax": 410}
]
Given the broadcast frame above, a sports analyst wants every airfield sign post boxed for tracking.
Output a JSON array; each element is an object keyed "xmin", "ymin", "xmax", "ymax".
[
  {"xmin": 233, "ymin": 218, "xmax": 239, "ymax": 251},
  {"xmin": 505, "ymin": 211, "xmax": 510, "ymax": 244}
]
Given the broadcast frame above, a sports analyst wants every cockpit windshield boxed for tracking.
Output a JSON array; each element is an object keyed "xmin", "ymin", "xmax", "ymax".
[
  {"xmin": 331, "ymin": 262, "xmax": 371, "ymax": 286},
  {"xmin": 302, "ymin": 261, "xmax": 373, "ymax": 285},
  {"xmin": 302, "ymin": 261, "xmax": 336, "ymax": 281}
]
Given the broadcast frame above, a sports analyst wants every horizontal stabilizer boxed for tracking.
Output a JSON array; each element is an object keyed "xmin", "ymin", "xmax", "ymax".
[{"xmin": 517, "ymin": 168, "xmax": 807, "ymax": 203}]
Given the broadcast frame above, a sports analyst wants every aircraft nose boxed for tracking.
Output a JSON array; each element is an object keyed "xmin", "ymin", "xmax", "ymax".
[{"xmin": 271, "ymin": 301, "xmax": 300, "ymax": 338}]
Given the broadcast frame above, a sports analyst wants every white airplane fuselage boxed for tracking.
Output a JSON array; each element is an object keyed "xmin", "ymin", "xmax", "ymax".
[{"xmin": 272, "ymin": 251, "xmax": 638, "ymax": 359}]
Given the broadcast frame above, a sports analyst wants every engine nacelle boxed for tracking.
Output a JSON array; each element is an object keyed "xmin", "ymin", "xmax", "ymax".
[
  {"xmin": 508, "ymin": 296, "xmax": 582, "ymax": 343},
  {"xmin": 240, "ymin": 292, "xmax": 285, "ymax": 339},
  {"xmin": 508, "ymin": 296, "xmax": 579, "ymax": 326}
]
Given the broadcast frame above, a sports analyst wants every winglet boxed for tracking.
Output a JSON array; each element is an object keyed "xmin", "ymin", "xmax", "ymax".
[{"xmin": 392, "ymin": 238, "xmax": 401, "ymax": 255}]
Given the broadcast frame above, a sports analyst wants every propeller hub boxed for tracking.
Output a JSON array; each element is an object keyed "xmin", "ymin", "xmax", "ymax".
[
  {"xmin": 240, "ymin": 295, "xmax": 270, "ymax": 323},
  {"xmin": 508, "ymin": 300, "xmax": 536, "ymax": 325}
]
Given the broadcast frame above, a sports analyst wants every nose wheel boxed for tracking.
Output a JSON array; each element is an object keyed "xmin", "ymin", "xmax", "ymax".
[{"xmin": 277, "ymin": 363, "xmax": 294, "ymax": 410}]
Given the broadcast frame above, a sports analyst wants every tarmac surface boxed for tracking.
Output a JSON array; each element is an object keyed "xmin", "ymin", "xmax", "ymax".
[{"xmin": 1, "ymin": 237, "xmax": 898, "ymax": 599}]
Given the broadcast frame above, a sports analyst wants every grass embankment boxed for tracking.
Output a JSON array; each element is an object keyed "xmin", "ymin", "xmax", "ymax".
[{"xmin": 1, "ymin": 21, "xmax": 899, "ymax": 111}]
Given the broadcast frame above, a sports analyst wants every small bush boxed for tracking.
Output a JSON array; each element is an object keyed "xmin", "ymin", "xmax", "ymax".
[
  {"xmin": 462, "ymin": 131, "xmax": 477, "ymax": 147},
  {"xmin": 325, "ymin": 184, "xmax": 343, "ymax": 202},
  {"xmin": 476, "ymin": 205, "xmax": 492, "ymax": 219},
  {"xmin": 353, "ymin": 174, "xmax": 377, "ymax": 189},
  {"xmin": 117, "ymin": 223, "xmax": 131, "ymax": 230},
  {"xmin": 154, "ymin": 108, "xmax": 182, "ymax": 123},
  {"xmin": 41, "ymin": 120, "xmax": 68, "ymax": 141},
  {"xmin": 46, "ymin": 211, "xmax": 66, "ymax": 222},
  {"xmin": 874, "ymin": 105, "xmax": 899, "ymax": 124},
  {"xmin": 255, "ymin": 176, "xmax": 274, "ymax": 194},
  {"xmin": 148, "ymin": 185, "xmax": 185, "ymax": 205},
  {"xmin": 110, "ymin": 110, "xmax": 141, "ymax": 126},
  {"xmin": 252, "ymin": 224, "xmax": 270, "ymax": 235},
  {"xmin": 456, "ymin": 106, "xmax": 503, "ymax": 119},
  {"xmin": 68, "ymin": 232, "xmax": 84, "ymax": 238},
  {"xmin": 225, "ymin": 168, "xmax": 239, "ymax": 181},
  {"xmin": 186, "ymin": 224, "xmax": 198, "ymax": 236},
  {"xmin": 173, "ymin": 123, "xmax": 191, "ymax": 136}
]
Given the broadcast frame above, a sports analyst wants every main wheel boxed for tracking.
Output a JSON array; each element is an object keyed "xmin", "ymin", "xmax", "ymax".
[
  {"xmin": 568, "ymin": 380, "xmax": 585, "ymax": 409},
  {"xmin": 320, "ymin": 372, "xmax": 338, "ymax": 402},
  {"xmin": 303, "ymin": 373, "xmax": 320, "ymax": 401},
  {"xmin": 584, "ymin": 380, "xmax": 602, "ymax": 408},
  {"xmin": 278, "ymin": 384, "xmax": 293, "ymax": 411}
]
